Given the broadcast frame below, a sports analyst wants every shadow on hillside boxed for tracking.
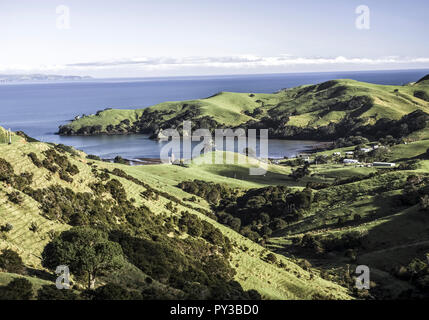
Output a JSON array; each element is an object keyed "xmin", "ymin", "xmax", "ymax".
[
  {"xmin": 357, "ymin": 205, "xmax": 429, "ymax": 269},
  {"xmin": 394, "ymin": 153, "xmax": 426, "ymax": 163},
  {"xmin": 214, "ymin": 166, "xmax": 305, "ymax": 187},
  {"xmin": 27, "ymin": 267, "xmax": 56, "ymax": 282}
]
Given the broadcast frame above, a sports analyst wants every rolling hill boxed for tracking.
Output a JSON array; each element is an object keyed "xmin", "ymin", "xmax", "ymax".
[
  {"xmin": 3, "ymin": 74, "xmax": 429, "ymax": 300},
  {"xmin": 58, "ymin": 75, "xmax": 429, "ymax": 141},
  {"xmin": 0, "ymin": 130, "xmax": 351, "ymax": 300}
]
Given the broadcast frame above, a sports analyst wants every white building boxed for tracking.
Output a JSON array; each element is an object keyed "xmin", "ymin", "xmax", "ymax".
[
  {"xmin": 343, "ymin": 159, "xmax": 359, "ymax": 164},
  {"xmin": 333, "ymin": 152, "xmax": 341, "ymax": 156},
  {"xmin": 345, "ymin": 151, "xmax": 354, "ymax": 156},
  {"xmin": 360, "ymin": 148, "xmax": 372, "ymax": 153}
]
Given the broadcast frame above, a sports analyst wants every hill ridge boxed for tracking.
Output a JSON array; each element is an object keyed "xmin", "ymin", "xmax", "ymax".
[{"xmin": 58, "ymin": 77, "xmax": 429, "ymax": 141}]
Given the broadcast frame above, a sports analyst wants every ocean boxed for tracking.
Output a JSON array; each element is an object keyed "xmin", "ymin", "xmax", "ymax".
[{"xmin": 1, "ymin": 69, "xmax": 428, "ymax": 159}]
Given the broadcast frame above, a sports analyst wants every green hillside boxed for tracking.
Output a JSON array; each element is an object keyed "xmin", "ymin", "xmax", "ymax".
[
  {"xmin": 3, "ymin": 75, "xmax": 429, "ymax": 301},
  {"xmin": 3, "ymin": 119, "xmax": 429, "ymax": 299},
  {"xmin": 59, "ymin": 76, "xmax": 429, "ymax": 141},
  {"xmin": 0, "ymin": 130, "xmax": 351, "ymax": 300}
]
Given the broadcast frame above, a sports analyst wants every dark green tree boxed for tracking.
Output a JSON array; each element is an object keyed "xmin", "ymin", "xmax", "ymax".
[
  {"xmin": 42, "ymin": 227, "xmax": 125, "ymax": 289},
  {"xmin": 37, "ymin": 284, "xmax": 79, "ymax": 300},
  {"xmin": 0, "ymin": 249, "xmax": 26, "ymax": 274},
  {"xmin": 0, "ymin": 278, "xmax": 33, "ymax": 300},
  {"xmin": 92, "ymin": 283, "xmax": 142, "ymax": 300}
]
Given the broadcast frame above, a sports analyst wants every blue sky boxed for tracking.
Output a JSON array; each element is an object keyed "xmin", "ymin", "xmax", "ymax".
[{"xmin": 1, "ymin": 0, "xmax": 429, "ymax": 77}]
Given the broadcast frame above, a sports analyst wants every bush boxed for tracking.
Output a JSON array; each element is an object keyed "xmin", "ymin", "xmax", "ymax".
[
  {"xmin": 7, "ymin": 191, "xmax": 24, "ymax": 204},
  {"xmin": 266, "ymin": 253, "xmax": 277, "ymax": 263},
  {"xmin": 66, "ymin": 164, "xmax": 80, "ymax": 176},
  {"xmin": 29, "ymin": 222, "xmax": 39, "ymax": 233},
  {"xmin": 28, "ymin": 152, "xmax": 42, "ymax": 168},
  {"xmin": 414, "ymin": 90, "xmax": 429, "ymax": 102},
  {"xmin": 87, "ymin": 154, "xmax": 101, "ymax": 161},
  {"xmin": 0, "ymin": 158, "xmax": 14, "ymax": 182},
  {"xmin": 42, "ymin": 159, "xmax": 58, "ymax": 173},
  {"xmin": 55, "ymin": 144, "xmax": 79, "ymax": 156},
  {"xmin": 113, "ymin": 156, "xmax": 128, "ymax": 165},
  {"xmin": 59, "ymin": 170, "xmax": 73, "ymax": 183},
  {"xmin": 37, "ymin": 285, "xmax": 79, "ymax": 300},
  {"xmin": 0, "ymin": 278, "xmax": 33, "ymax": 300},
  {"xmin": 0, "ymin": 249, "xmax": 26, "ymax": 274},
  {"xmin": 179, "ymin": 212, "xmax": 203, "ymax": 237},
  {"xmin": 0, "ymin": 223, "xmax": 13, "ymax": 232},
  {"xmin": 93, "ymin": 283, "xmax": 141, "ymax": 300}
]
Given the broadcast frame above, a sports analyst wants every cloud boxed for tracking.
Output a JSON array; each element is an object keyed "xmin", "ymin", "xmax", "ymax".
[
  {"xmin": 1, "ymin": 55, "xmax": 429, "ymax": 73},
  {"xmin": 65, "ymin": 55, "xmax": 265, "ymax": 68},
  {"xmin": 64, "ymin": 55, "xmax": 429, "ymax": 69}
]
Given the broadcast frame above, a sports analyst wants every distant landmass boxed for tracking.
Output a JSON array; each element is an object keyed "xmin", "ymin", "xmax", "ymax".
[
  {"xmin": 59, "ymin": 74, "xmax": 429, "ymax": 142},
  {"xmin": 0, "ymin": 74, "xmax": 93, "ymax": 83}
]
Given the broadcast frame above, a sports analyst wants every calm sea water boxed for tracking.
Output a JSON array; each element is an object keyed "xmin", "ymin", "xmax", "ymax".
[{"xmin": 1, "ymin": 69, "xmax": 428, "ymax": 159}]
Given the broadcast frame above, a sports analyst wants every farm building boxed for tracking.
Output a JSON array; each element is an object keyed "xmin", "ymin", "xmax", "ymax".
[{"xmin": 343, "ymin": 159, "xmax": 359, "ymax": 164}]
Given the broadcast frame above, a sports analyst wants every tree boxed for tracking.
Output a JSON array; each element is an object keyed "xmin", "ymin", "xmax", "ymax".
[
  {"xmin": 42, "ymin": 227, "xmax": 125, "ymax": 289},
  {"xmin": 0, "ymin": 249, "xmax": 26, "ymax": 274},
  {"xmin": 229, "ymin": 217, "xmax": 241, "ymax": 232},
  {"xmin": 266, "ymin": 253, "xmax": 277, "ymax": 263},
  {"xmin": 37, "ymin": 284, "xmax": 79, "ymax": 300},
  {"xmin": 270, "ymin": 218, "xmax": 287, "ymax": 231},
  {"xmin": 0, "ymin": 278, "xmax": 33, "ymax": 300},
  {"xmin": 290, "ymin": 163, "xmax": 311, "ymax": 181},
  {"xmin": 92, "ymin": 283, "xmax": 142, "ymax": 300}
]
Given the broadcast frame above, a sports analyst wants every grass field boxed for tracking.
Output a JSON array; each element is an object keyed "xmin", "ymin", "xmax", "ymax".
[{"xmin": 0, "ymin": 135, "xmax": 352, "ymax": 300}]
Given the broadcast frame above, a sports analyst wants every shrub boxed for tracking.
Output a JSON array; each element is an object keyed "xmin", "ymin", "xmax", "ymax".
[
  {"xmin": 414, "ymin": 90, "xmax": 429, "ymax": 102},
  {"xmin": 0, "ymin": 249, "xmax": 26, "ymax": 274},
  {"xmin": 179, "ymin": 212, "xmax": 203, "ymax": 237},
  {"xmin": 42, "ymin": 159, "xmax": 58, "ymax": 173},
  {"xmin": 0, "ymin": 158, "xmax": 14, "ymax": 182},
  {"xmin": 59, "ymin": 170, "xmax": 73, "ymax": 183},
  {"xmin": 87, "ymin": 154, "xmax": 101, "ymax": 161},
  {"xmin": 7, "ymin": 191, "xmax": 24, "ymax": 204},
  {"xmin": 266, "ymin": 253, "xmax": 277, "ymax": 263},
  {"xmin": 0, "ymin": 278, "xmax": 33, "ymax": 300},
  {"xmin": 113, "ymin": 156, "xmax": 128, "ymax": 165},
  {"xmin": 0, "ymin": 223, "xmax": 13, "ymax": 232},
  {"xmin": 28, "ymin": 152, "xmax": 42, "ymax": 168},
  {"xmin": 37, "ymin": 284, "xmax": 79, "ymax": 300},
  {"xmin": 55, "ymin": 144, "xmax": 79, "ymax": 156},
  {"xmin": 29, "ymin": 222, "xmax": 39, "ymax": 233},
  {"xmin": 66, "ymin": 164, "xmax": 80, "ymax": 176},
  {"xmin": 93, "ymin": 283, "xmax": 141, "ymax": 300}
]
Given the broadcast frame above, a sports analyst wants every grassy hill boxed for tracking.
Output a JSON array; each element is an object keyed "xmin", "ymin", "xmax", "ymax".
[
  {"xmin": 130, "ymin": 139, "xmax": 429, "ymax": 299},
  {"xmin": 0, "ymin": 129, "xmax": 351, "ymax": 300},
  {"xmin": 58, "ymin": 75, "xmax": 429, "ymax": 140},
  {"xmin": 3, "ymin": 119, "xmax": 429, "ymax": 299},
  {"xmin": 4, "ymin": 74, "xmax": 429, "ymax": 300}
]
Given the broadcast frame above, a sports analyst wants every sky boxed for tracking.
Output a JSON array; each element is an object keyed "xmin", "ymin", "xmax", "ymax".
[{"xmin": 1, "ymin": 0, "xmax": 429, "ymax": 78}]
